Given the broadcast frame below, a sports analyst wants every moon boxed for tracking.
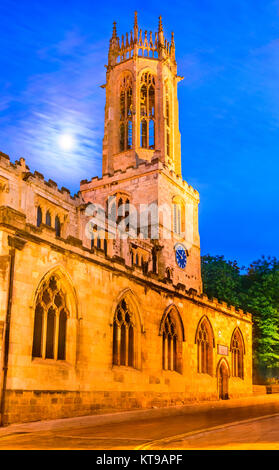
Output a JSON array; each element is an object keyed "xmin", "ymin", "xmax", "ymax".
[{"xmin": 58, "ymin": 134, "xmax": 75, "ymax": 151}]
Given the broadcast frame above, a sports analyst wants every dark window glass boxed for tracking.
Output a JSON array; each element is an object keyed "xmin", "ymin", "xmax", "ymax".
[
  {"xmin": 57, "ymin": 309, "xmax": 67, "ymax": 360},
  {"xmin": 32, "ymin": 304, "xmax": 43, "ymax": 357},
  {"xmin": 37, "ymin": 207, "xmax": 42, "ymax": 227},
  {"xmin": 46, "ymin": 211, "xmax": 51, "ymax": 227},
  {"xmin": 55, "ymin": 216, "xmax": 61, "ymax": 237},
  {"xmin": 45, "ymin": 308, "xmax": 55, "ymax": 359}
]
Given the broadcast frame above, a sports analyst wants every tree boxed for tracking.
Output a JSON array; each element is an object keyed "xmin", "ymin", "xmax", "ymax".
[
  {"xmin": 201, "ymin": 254, "xmax": 279, "ymax": 382},
  {"xmin": 201, "ymin": 255, "xmax": 243, "ymax": 307}
]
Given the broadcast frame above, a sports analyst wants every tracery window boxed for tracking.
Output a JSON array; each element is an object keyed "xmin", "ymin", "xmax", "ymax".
[
  {"xmin": 196, "ymin": 318, "xmax": 214, "ymax": 375},
  {"xmin": 161, "ymin": 308, "xmax": 183, "ymax": 373},
  {"xmin": 32, "ymin": 275, "xmax": 69, "ymax": 360},
  {"xmin": 119, "ymin": 74, "xmax": 133, "ymax": 152},
  {"xmin": 113, "ymin": 299, "xmax": 135, "ymax": 367},
  {"xmin": 231, "ymin": 329, "xmax": 244, "ymax": 378},
  {"xmin": 140, "ymin": 72, "xmax": 155, "ymax": 149}
]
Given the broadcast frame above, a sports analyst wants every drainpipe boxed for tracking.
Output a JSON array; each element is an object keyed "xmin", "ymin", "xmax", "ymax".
[{"xmin": 0, "ymin": 235, "xmax": 25, "ymax": 426}]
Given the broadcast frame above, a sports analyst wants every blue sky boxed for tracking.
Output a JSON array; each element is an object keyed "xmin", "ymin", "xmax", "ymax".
[{"xmin": 1, "ymin": 0, "xmax": 279, "ymax": 267}]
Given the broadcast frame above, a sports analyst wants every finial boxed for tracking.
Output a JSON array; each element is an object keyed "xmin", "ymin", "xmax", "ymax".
[
  {"xmin": 158, "ymin": 15, "xmax": 163, "ymax": 33},
  {"xmin": 112, "ymin": 21, "xmax": 117, "ymax": 38},
  {"xmin": 170, "ymin": 31, "xmax": 176, "ymax": 60},
  {"xmin": 134, "ymin": 11, "xmax": 138, "ymax": 28}
]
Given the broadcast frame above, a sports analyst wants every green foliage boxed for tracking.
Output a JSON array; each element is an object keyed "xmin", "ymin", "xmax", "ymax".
[
  {"xmin": 201, "ymin": 254, "xmax": 279, "ymax": 380},
  {"xmin": 201, "ymin": 255, "xmax": 243, "ymax": 307}
]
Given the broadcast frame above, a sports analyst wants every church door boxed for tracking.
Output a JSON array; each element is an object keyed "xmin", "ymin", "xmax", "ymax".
[{"xmin": 218, "ymin": 361, "xmax": 229, "ymax": 400}]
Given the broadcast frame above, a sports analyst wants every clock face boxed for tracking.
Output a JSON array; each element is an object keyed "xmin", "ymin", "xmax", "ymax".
[{"xmin": 175, "ymin": 244, "xmax": 187, "ymax": 269}]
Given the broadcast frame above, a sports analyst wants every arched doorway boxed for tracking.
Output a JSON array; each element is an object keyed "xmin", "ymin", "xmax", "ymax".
[{"xmin": 217, "ymin": 359, "xmax": 230, "ymax": 400}]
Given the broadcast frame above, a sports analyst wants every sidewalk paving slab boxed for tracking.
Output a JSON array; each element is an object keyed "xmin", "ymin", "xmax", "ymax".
[{"xmin": 1, "ymin": 393, "xmax": 278, "ymax": 439}]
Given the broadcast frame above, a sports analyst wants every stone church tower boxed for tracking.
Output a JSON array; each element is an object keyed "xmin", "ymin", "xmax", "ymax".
[{"xmin": 81, "ymin": 13, "xmax": 202, "ymax": 292}]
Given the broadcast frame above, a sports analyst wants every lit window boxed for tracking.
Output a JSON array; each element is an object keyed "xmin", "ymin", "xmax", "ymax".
[
  {"xmin": 113, "ymin": 299, "xmax": 135, "ymax": 368},
  {"xmin": 32, "ymin": 275, "xmax": 68, "ymax": 361},
  {"xmin": 196, "ymin": 318, "xmax": 214, "ymax": 375},
  {"xmin": 231, "ymin": 329, "xmax": 244, "ymax": 378}
]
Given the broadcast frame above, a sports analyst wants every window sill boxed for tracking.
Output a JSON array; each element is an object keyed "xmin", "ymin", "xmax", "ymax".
[
  {"xmin": 31, "ymin": 357, "xmax": 74, "ymax": 368},
  {"xmin": 162, "ymin": 368, "xmax": 182, "ymax": 376},
  {"xmin": 112, "ymin": 364, "xmax": 141, "ymax": 373}
]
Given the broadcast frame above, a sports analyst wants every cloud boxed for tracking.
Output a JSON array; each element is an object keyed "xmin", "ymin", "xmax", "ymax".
[{"xmin": 0, "ymin": 30, "xmax": 107, "ymax": 192}]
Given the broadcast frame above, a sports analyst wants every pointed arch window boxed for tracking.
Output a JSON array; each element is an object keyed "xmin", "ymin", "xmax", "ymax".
[
  {"xmin": 196, "ymin": 318, "xmax": 214, "ymax": 375},
  {"xmin": 161, "ymin": 307, "xmax": 184, "ymax": 374},
  {"xmin": 140, "ymin": 72, "xmax": 155, "ymax": 149},
  {"xmin": 119, "ymin": 74, "xmax": 133, "ymax": 152},
  {"xmin": 113, "ymin": 299, "xmax": 135, "ymax": 368},
  {"xmin": 32, "ymin": 275, "xmax": 69, "ymax": 361},
  {"xmin": 231, "ymin": 329, "xmax": 244, "ymax": 378}
]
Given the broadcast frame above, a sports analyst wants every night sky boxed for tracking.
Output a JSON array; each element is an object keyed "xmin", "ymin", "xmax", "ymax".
[{"xmin": 1, "ymin": 0, "xmax": 279, "ymax": 267}]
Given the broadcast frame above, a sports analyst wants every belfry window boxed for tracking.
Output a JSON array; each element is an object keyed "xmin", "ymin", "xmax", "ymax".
[
  {"xmin": 231, "ymin": 329, "xmax": 244, "ymax": 378},
  {"xmin": 32, "ymin": 275, "xmax": 69, "ymax": 361},
  {"xmin": 113, "ymin": 299, "xmax": 135, "ymax": 368},
  {"xmin": 196, "ymin": 318, "xmax": 214, "ymax": 375},
  {"xmin": 140, "ymin": 72, "xmax": 155, "ymax": 149},
  {"xmin": 119, "ymin": 75, "xmax": 133, "ymax": 152}
]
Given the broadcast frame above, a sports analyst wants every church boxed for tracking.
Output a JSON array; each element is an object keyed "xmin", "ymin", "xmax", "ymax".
[{"xmin": 0, "ymin": 13, "xmax": 252, "ymax": 425}]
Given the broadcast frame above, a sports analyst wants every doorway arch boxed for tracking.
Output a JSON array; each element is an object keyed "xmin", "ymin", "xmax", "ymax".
[{"xmin": 217, "ymin": 358, "xmax": 230, "ymax": 400}]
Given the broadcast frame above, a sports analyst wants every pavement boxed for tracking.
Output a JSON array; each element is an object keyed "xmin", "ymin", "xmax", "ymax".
[
  {"xmin": 0, "ymin": 394, "xmax": 279, "ymax": 449},
  {"xmin": 145, "ymin": 415, "xmax": 279, "ymax": 450}
]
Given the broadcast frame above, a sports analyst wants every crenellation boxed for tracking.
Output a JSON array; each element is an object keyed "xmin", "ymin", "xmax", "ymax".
[
  {"xmin": 47, "ymin": 179, "xmax": 58, "ymax": 189},
  {"xmin": 0, "ymin": 151, "xmax": 10, "ymax": 161}
]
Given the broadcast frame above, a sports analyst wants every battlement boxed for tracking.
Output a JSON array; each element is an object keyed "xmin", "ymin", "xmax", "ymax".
[
  {"xmin": 108, "ymin": 12, "xmax": 176, "ymax": 67},
  {"xmin": 0, "ymin": 152, "xmax": 83, "ymax": 206},
  {"xmin": 80, "ymin": 157, "xmax": 199, "ymax": 202}
]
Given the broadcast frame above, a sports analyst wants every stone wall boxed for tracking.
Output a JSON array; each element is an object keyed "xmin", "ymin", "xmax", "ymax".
[{"xmin": 0, "ymin": 224, "xmax": 252, "ymax": 424}]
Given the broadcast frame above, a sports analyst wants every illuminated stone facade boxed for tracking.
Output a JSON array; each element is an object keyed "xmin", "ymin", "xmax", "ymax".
[{"xmin": 0, "ymin": 14, "xmax": 252, "ymax": 425}]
